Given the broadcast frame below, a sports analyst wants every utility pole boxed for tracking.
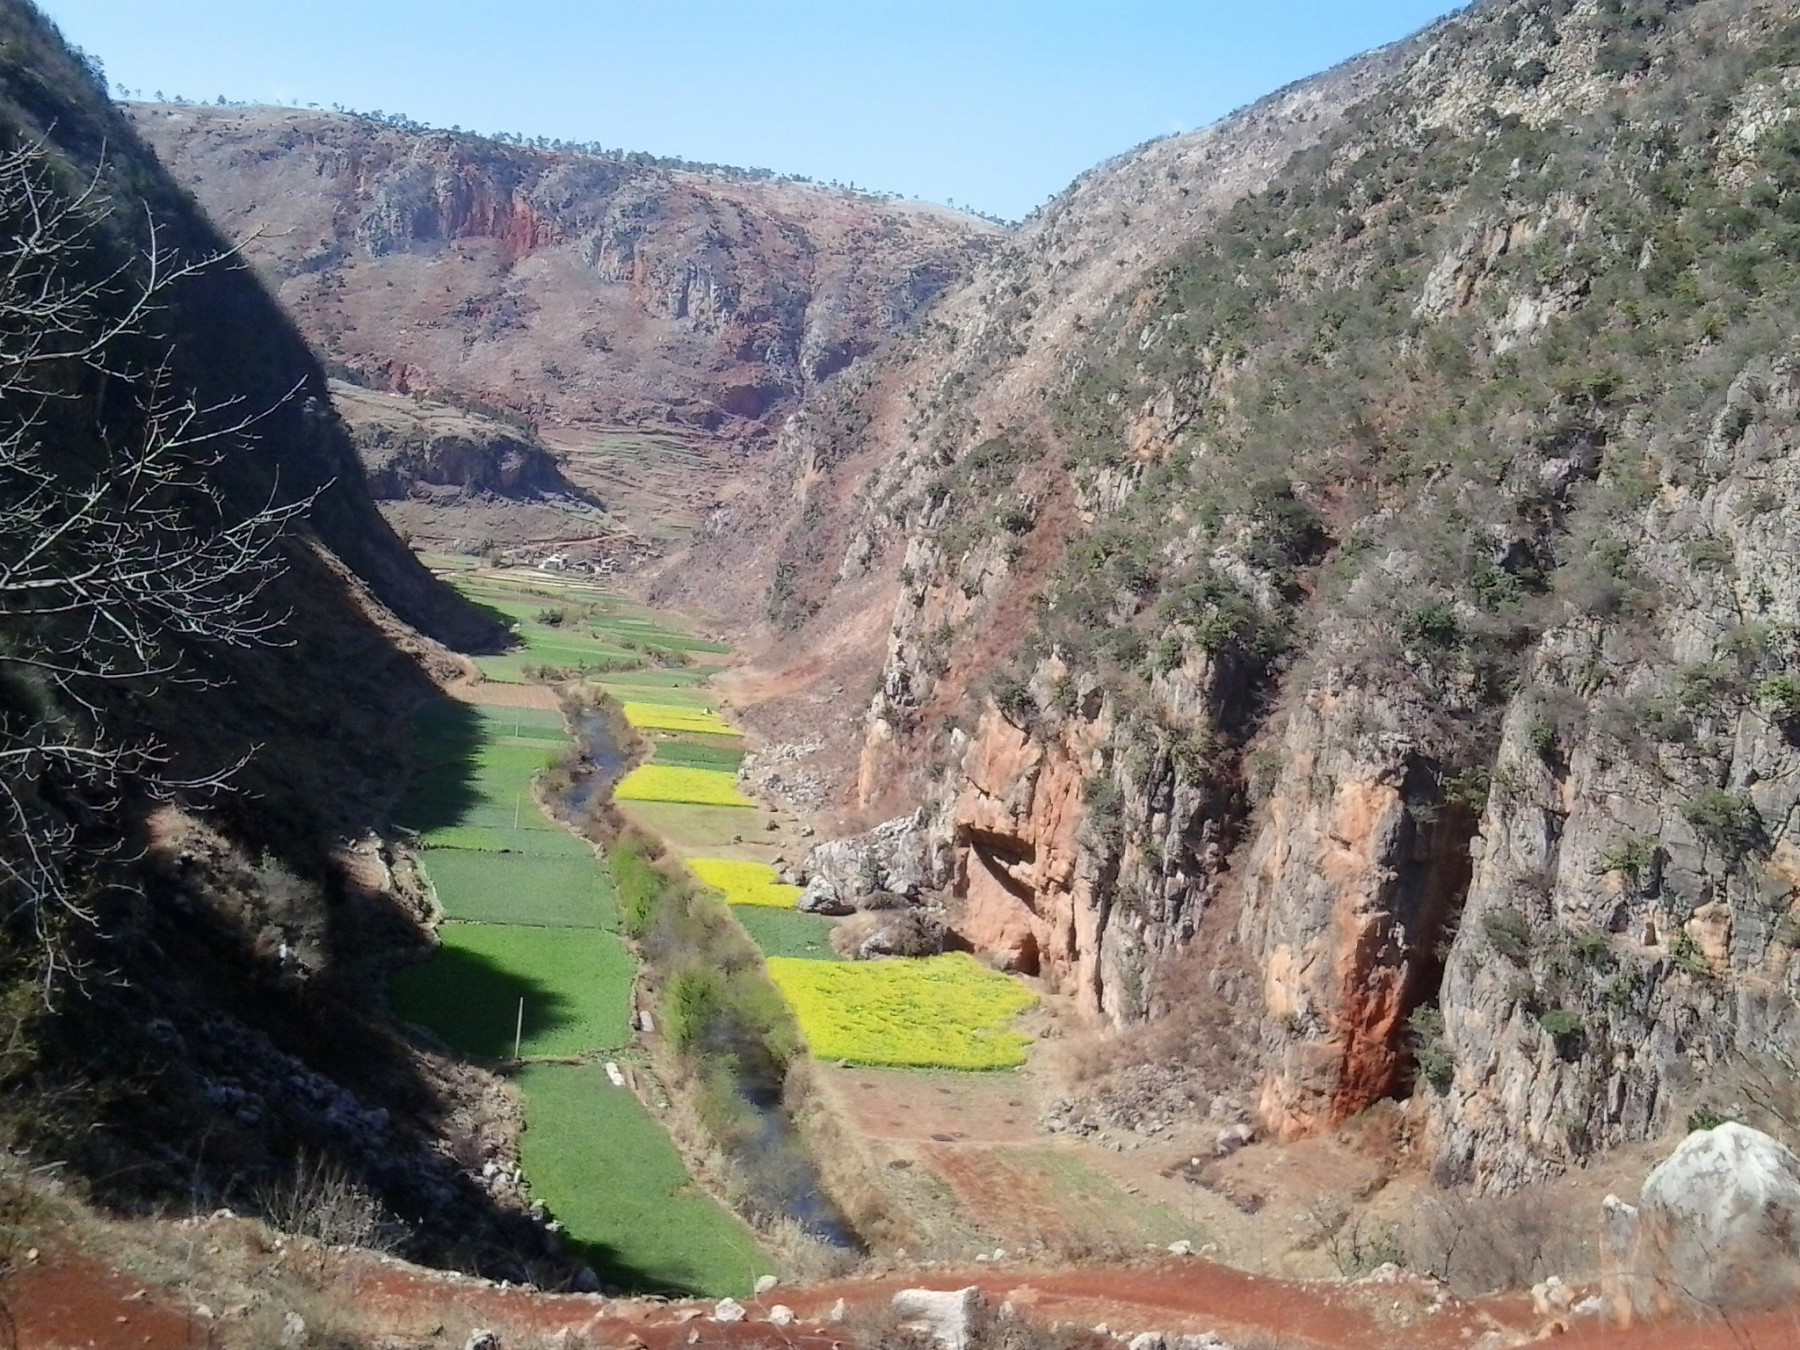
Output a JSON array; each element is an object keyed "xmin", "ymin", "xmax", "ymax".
[{"xmin": 514, "ymin": 998, "xmax": 524, "ymax": 1061}]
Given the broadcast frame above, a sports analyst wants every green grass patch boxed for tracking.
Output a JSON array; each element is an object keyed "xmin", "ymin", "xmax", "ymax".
[
  {"xmin": 391, "ymin": 922, "xmax": 634, "ymax": 1058},
  {"xmin": 513, "ymin": 1064, "xmax": 765, "ymax": 1297},
  {"xmin": 731, "ymin": 906, "xmax": 839, "ymax": 961},
  {"xmin": 422, "ymin": 850, "xmax": 615, "ymax": 928}
]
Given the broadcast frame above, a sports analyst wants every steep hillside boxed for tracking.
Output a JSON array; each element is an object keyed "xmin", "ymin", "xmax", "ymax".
[
  {"xmin": 0, "ymin": 1, "xmax": 555, "ymax": 1278},
  {"xmin": 130, "ymin": 103, "xmax": 1001, "ymax": 563},
  {"xmin": 331, "ymin": 380, "xmax": 613, "ymax": 556},
  {"xmin": 690, "ymin": 27, "xmax": 1420, "ymax": 796},
  {"xmin": 729, "ymin": 0, "xmax": 1800, "ymax": 1196}
]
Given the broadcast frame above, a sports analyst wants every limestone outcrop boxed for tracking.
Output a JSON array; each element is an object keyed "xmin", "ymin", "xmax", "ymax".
[{"xmin": 1604, "ymin": 1123, "xmax": 1800, "ymax": 1318}]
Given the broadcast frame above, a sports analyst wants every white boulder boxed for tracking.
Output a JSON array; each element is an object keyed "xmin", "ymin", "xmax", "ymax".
[
  {"xmin": 892, "ymin": 1286, "xmax": 985, "ymax": 1350},
  {"xmin": 1606, "ymin": 1122, "xmax": 1800, "ymax": 1316}
]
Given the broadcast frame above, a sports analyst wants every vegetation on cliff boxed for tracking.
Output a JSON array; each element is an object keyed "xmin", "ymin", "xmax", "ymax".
[{"xmin": 755, "ymin": 0, "xmax": 1800, "ymax": 1192}]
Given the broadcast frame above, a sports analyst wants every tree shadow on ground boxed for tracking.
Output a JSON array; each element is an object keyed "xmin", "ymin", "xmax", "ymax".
[
  {"xmin": 390, "ymin": 694, "xmax": 487, "ymax": 837},
  {"xmin": 390, "ymin": 937, "xmax": 578, "ymax": 1062}
]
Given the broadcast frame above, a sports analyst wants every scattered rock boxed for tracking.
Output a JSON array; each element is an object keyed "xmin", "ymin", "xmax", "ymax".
[
  {"xmin": 754, "ymin": 1273, "xmax": 780, "ymax": 1295},
  {"xmin": 827, "ymin": 1298, "xmax": 848, "ymax": 1323},
  {"xmin": 713, "ymin": 1298, "xmax": 747, "ymax": 1324},
  {"xmin": 464, "ymin": 1332, "xmax": 501, "ymax": 1350},
  {"xmin": 281, "ymin": 1312, "xmax": 308, "ymax": 1347},
  {"xmin": 1531, "ymin": 1275, "xmax": 1575, "ymax": 1316},
  {"xmin": 893, "ymin": 1286, "xmax": 985, "ymax": 1350},
  {"xmin": 1129, "ymin": 1333, "xmax": 1167, "ymax": 1350},
  {"xmin": 768, "ymin": 1306, "xmax": 796, "ymax": 1326},
  {"xmin": 1215, "ymin": 1122, "xmax": 1256, "ymax": 1156},
  {"xmin": 1167, "ymin": 1239, "xmax": 1192, "ymax": 1256}
]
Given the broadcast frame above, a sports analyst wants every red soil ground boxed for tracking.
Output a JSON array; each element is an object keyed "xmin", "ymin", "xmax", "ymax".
[{"xmin": 14, "ymin": 1230, "xmax": 1800, "ymax": 1350}]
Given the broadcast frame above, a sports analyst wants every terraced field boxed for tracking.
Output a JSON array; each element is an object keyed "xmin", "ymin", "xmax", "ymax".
[
  {"xmin": 398, "ymin": 562, "xmax": 1046, "ymax": 1281},
  {"xmin": 609, "ymin": 658, "xmax": 1041, "ymax": 1074},
  {"xmin": 391, "ymin": 571, "xmax": 761, "ymax": 1295}
]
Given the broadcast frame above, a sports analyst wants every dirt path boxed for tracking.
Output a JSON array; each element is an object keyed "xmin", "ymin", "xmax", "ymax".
[
  {"xmin": 14, "ymin": 1224, "xmax": 1800, "ymax": 1350},
  {"xmin": 5, "ymin": 1243, "xmax": 202, "ymax": 1350}
]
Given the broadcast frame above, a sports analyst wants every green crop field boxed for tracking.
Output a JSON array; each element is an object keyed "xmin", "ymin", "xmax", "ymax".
[
  {"xmin": 391, "ymin": 617, "xmax": 770, "ymax": 1299},
  {"xmin": 423, "ymin": 850, "xmax": 615, "ymax": 928},
  {"xmin": 391, "ymin": 922, "xmax": 634, "ymax": 1059},
  {"xmin": 648, "ymin": 738, "xmax": 746, "ymax": 771},
  {"xmin": 513, "ymin": 1064, "xmax": 765, "ymax": 1296},
  {"xmin": 410, "ymin": 822, "xmax": 595, "ymax": 857},
  {"xmin": 395, "ymin": 712, "xmax": 586, "ymax": 852},
  {"xmin": 731, "ymin": 906, "xmax": 839, "ymax": 961},
  {"xmin": 599, "ymin": 678, "xmax": 717, "ymax": 706},
  {"xmin": 767, "ymin": 952, "xmax": 1037, "ymax": 1070},
  {"xmin": 596, "ymin": 667, "xmax": 715, "ymax": 691}
]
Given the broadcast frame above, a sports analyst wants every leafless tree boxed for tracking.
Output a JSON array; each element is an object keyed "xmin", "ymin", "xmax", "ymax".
[{"xmin": 0, "ymin": 136, "xmax": 317, "ymax": 983}]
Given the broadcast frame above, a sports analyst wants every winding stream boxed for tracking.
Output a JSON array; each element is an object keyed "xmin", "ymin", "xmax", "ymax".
[{"xmin": 558, "ymin": 705, "xmax": 858, "ymax": 1252}]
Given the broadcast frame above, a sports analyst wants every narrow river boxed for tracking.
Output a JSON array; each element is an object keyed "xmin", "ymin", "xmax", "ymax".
[{"xmin": 557, "ymin": 703, "xmax": 858, "ymax": 1253}]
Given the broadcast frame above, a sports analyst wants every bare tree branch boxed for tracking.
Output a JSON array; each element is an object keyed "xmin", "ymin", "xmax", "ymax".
[{"xmin": 0, "ymin": 136, "xmax": 319, "ymax": 985}]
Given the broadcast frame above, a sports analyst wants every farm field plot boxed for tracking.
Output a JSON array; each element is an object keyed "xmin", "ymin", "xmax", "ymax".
[
  {"xmin": 767, "ymin": 953, "xmax": 1037, "ymax": 1070},
  {"xmin": 513, "ymin": 1064, "xmax": 765, "ymax": 1296},
  {"xmin": 615, "ymin": 764, "xmax": 754, "ymax": 808},
  {"xmin": 540, "ymin": 429, "xmax": 718, "ymax": 545},
  {"xmin": 732, "ymin": 906, "xmax": 839, "ymax": 961},
  {"xmin": 413, "ymin": 702, "xmax": 568, "ymax": 745},
  {"xmin": 690, "ymin": 858, "xmax": 798, "ymax": 908},
  {"xmin": 391, "ymin": 922, "xmax": 633, "ymax": 1060},
  {"xmin": 615, "ymin": 801, "xmax": 778, "ymax": 859},
  {"xmin": 423, "ymin": 850, "xmax": 615, "ymax": 928},
  {"xmin": 621, "ymin": 701, "xmax": 740, "ymax": 735},
  {"xmin": 398, "ymin": 571, "xmax": 770, "ymax": 1295},
  {"xmin": 648, "ymin": 738, "xmax": 745, "ymax": 771},
  {"xmin": 597, "ymin": 667, "xmax": 717, "ymax": 690},
  {"xmin": 475, "ymin": 643, "xmax": 637, "ymax": 686},
  {"xmin": 600, "ymin": 680, "xmax": 717, "ymax": 708},
  {"xmin": 412, "ymin": 821, "xmax": 594, "ymax": 857}
]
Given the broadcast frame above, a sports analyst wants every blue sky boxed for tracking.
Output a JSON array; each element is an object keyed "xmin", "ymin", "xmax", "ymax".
[{"xmin": 44, "ymin": 1, "xmax": 1459, "ymax": 222}]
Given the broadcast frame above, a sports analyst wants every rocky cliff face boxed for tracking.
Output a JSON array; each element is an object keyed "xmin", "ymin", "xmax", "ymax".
[
  {"xmin": 732, "ymin": 0, "xmax": 1800, "ymax": 1197},
  {"xmin": 337, "ymin": 381, "xmax": 575, "ymax": 503},
  {"xmin": 132, "ymin": 104, "xmax": 1000, "ymax": 444}
]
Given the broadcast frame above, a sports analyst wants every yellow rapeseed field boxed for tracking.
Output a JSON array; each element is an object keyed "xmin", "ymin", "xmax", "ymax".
[
  {"xmin": 614, "ymin": 764, "xmax": 755, "ymax": 808},
  {"xmin": 766, "ymin": 953, "xmax": 1036, "ymax": 1070},
  {"xmin": 688, "ymin": 858, "xmax": 800, "ymax": 908},
  {"xmin": 621, "ymin": 702, "xmax": 740, "ymax": 737}
]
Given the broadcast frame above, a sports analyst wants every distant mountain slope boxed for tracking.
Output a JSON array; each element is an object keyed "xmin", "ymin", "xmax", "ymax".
[{"xmin": 132, "ymin": 104, "xmax": 1001, "ymax": 443}]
